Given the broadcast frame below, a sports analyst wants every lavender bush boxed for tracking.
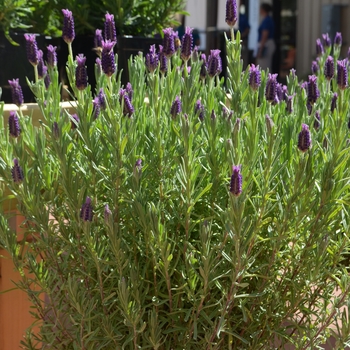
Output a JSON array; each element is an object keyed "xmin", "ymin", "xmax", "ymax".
[{"xmin": 1, "ymin": 5, "xmax": 350, "ymax": 349}]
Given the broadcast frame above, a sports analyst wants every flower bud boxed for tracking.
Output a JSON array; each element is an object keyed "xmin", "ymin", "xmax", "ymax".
[
  {"xmin": 298, "ymin": 124, "xmax": 311, "ymax": 152},
  {"xmin": 207, "ymin": 50, "xmax": 222, "ymax": 78},
  {"xmin": 265, "ymin": 73, "xmax": 278, "ymax": 102},
  {"xmin": 330, "ymin": 92, "xmax": 338, "ymax": 113},
  {"xmin": 75, "ymin": 54, "xmax": 88, "ymax": 90},
  {"xmin": 62, "ymin": 9, "xmax": 75, "ymax": 44},
  {"xmin": 163, "ymin": 28, "xmax": 176, "ymax": 58},
  {"xmin": 145, "ymin": 45, "xmax": 159, "ymax": 73},
  {"xmin": 307, "ymin": 75, "xmax": 320, "ymax": 104},
  {"xmin": 101, "ymin": 40, "xmax": 116, "ymax": 77},
  {"xmin": 324, "ymin": 56, "xmax": 334, "ymax": 81},
  {"xmin": 230, "ymin": 165, "xmax": 242, "ymax": 196},
  {"xmin": 225, "ymin": 0, "xmax": 238, "ymax": 27},
  {"xmin": 170, "ymin": 96, "xmax": 182, "ymax": 119},
  {"xmin": 11, "ymin": 158, "xmax": 24, "ymax": 183},
  {"xmin": 80, "ymin": 197, "xmax": 93, "ymax": 222},
  {"xmin": 334, "ymin": 32, "xmax": 342, "ymax": 47},
  {"xmin": 8, "ymin": 79, "xmax": 24, "ymax": 106},
  {"xmin": 8, "ymin": 111, "xmax": 21, "ymax": 138},
  {"xmin": 47, "ymin": 45, "xmax": 57, "ymax": 68},
  {"xmin": 249, "ymin": 64, "xmax": 261, "ymax": 91},
  {"xmin": 181, "ymin": 27, "xmax": 193, "ymax": 61},
  {"xmin": 337, "ymin": 59, "xmax": 348, "ymax": 90},
  {"xmin": 104, "ymin": 13, "xmax": 117, "ymax": 43},
  {"xmin": 24, "ymin": 34, "xmax": 39, "ymax": 66}
]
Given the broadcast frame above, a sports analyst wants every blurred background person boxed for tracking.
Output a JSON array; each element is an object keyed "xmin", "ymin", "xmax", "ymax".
[{"xmin": 256, "ymin": 3, "xmax": 275, "ymax": 71}]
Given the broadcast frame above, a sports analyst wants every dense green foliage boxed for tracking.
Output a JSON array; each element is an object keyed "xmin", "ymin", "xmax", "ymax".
[{"xmin": 1, "ymin": 26, "xmax": 350, "ymax": 349}]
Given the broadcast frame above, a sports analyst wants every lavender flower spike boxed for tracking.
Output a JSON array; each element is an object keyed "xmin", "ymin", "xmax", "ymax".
[
  {"xmin": 337, "ymin": 59, "xmax": 348, "ymax": 90},
  {"xmin": 120, "ymin": 90, "xmax": 134, "ymax": 117},
  {"xmin": 322, "ymin": 33, "xmax": 331, "ymax": 48},
  {"xmin": 8, "ymin": 111, "xmax": 21, "ymax": 138},
  {"xmin": 37, "ymin": 50, "xmax": 46, "ymax": 79},
  {"xmin": 311, "ymin": 60, "xmax": 319, "ymax": 74},
  {"xmin": 334, "ymin": 32, "xmax": 342, "ymax": 47},
  {"xmin": 62, "ymin": 9, "xmax": 75, "ymax": 44},
  {"xmin": 181, "ymin": 27, "xmax": 193, "ymax": 61},
  {"xmin": 163, "ymin": 28, "xmax": 176, "ymax": 58},
  {"xmin": 12, "ymin": 159, "xmax": 24, "ymax": 184},
  {"xmin": 104, "ymin": 13, "xmax": 117, "ymax": 43},
  {"xmin": 98, "ymin": 88, "xmax": 107, "ymax": 110},
  {"xmin": 307, "ymin": 75, "xmax": 320, "ymax": 104},
  {"xmin": 46, "ymin": 45, "xmax": 57, "ymax": 68},
  {"xmin": 75, "ymin": 54, "xmax": 88, "ymax": 90},
  {"xmin": 195, "ymin": 99, "xmax": 205, "ymax": 121},
  {"xmin": 159, "ymin": 45, "xmax": 168, "ymax": 74},
  {"xmin": 200, "ymin": 54, "xmax": 207, "ymax": 79},
  {"xmin": 24, "ymin": 34, "xmax": 39, "ymax": 66},
  {"xmin": 249, "ymin": 64, "xmax": 261, "ymax": 91},
  {"xmin": 230, "ymin": 165, "xmax": 242, "ymax": 196},
  {"xmin": 265, "ymin": 73, "xmax": 278, "ymax": 102},
  {"xmin": 207, "ymin": 49, "xmax": 222, "ymax": 78},
  {"xmin": 331, "ymin": 93, "xmax": 338, "ymax": 113},
  {"xmin": 225, "ymin": 0, "xmax": 238, "ymax": 27},
  {"xmin": 316, "ymin": 38, "xmax": 324, "ymax": 57},
  {"xmin": 298, "ymin": 124, "xmax": 312, "ymax": 152},
  {"xmin": 145, "ymin": 45, "xmax": 159, "ymax": 73},
  {"xmin": 94, "ymin": 29, "xmax": 103, "ymax": 51},
  {"xmin": 265, "ymin": 114, "xmax": 274, "ymax": 134},
  {"xmin": 101, "ymin": 40, "xmax": 116, "ymax": 77},
  {"xmin": 170, "ymin": 96, "xmax": 182, "ymax": 119},
  {"xmin": 8, "ymin": 79, "xmax": 24, "ymax": 106},
  {"xmin": 324, "ymin": 56, "xmax": 334, "ymax": 81},
  {"xmin": 80, "ymin": 197, "xmax": 93, "ymax": 222}
]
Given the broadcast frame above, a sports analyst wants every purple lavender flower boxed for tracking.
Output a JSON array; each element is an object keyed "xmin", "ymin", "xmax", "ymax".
[
  {"xmin": 159, "ymin": 45, "xmax": 168, "ymax": 74},
  {"xmin": 24, "ymin": 34, "xmax": 39, "ymax": 66},
  {"xmin": 265, "ymin": 73, "xmax": 278, "ymax": 102},
  {"xmin": 145, "ymin": 44, "xmax": 159, "ymax": 73},
  {"xmin": 37, "ymin": 50, "xmax": 46, "ymax": 79},
  {"xmin": 324, "ymin": 56, "xmax": 334, "ymax": 81},
  {"xmin": 93, "ymin": 97, "xmax": 101, "ymax": 119},
  {"xmin": 331, "ymin": 92, "xmax": 338, "ymax": 113},
  {"xmin": 62, "ymin": 9, "xmax": 75, "ymax": 44},
  {"xmin": 104, "ymin": 13, "xmax": 117, "ymax": 43},
  {"xmin": 230, "ymin": 165, "xmax": 242, "ymax": 196},
  {"xmin": 80, "ymin": 197, "xmax": 93, "ymax": 222},
  {"xmin": 71, "ymin": 114, "xmax": 79, "ymax": 129},
  {"xmin": 119, "ymin": 90, "xmax": 134, "ymax": 117},
  {"xmin": 8, "ymin": 111, "xmax": 21, "ymax": 138},
  {"xmin": 290, "ymin": 68, "xmax": 296, "ymax": 77},
  {"xmin": 307, "ymin": 75, "xmax": 320, "ymax": 104},
  {"xmin": 94, "ymin": 29, "xmax": 103, "ymax": 49},
  {"xmin": 337, "ymin": 59, "xmax": 348, "ymax": 90},
  {"xmin": 249, "ymin": 64, "xmax": 261, "ymax": 91},
  {"xmin": 334, "ymin": 32, "xmax": 342, "ymax": 47},
  {"xmin": 126, "ymin": 82, "xmax": 133, "ymax": 101},
  {"xmin": 265, "ymin": 114, "xmax": 274, "ymax": 134},
  {"xmin": 11, "ymin": 158, "xmax": 24, "ymax": 183},
  {"xmin": 225, "ymin": 0, "xmax": 238, "ymax": 27},
  {"xmin": 200, "ymin": 54, "xmax": 207, "ymax": 79},
  {"xmin": 98, "ymin": 88, "xmax": 106, "ymax": 110},
  {"xmin": 298, "ymin": 124, "xmax": 312, "ymax": 152},
  {"xmin": 207, "ymin": 50, "xmax": 222, "ymax": 78},
  {"xmin": 314, "ymin": 111, "xmax": 320, "ymax": 131},
  {"xmin": 181, "ymin": 27, "xmax": 193, "ymax": 61},
  {"xmin": 75, "ymin": 54, "xmax": 88, "ymax": 90},
  {"xmin": 163, "ymin": 28, "xmax": 176, "ymax": 58},
  {"xmin": 195, "ymin": 99, "xmax": 205, "ymax": 121},
  {"xmin": 170, "ymin": 96, "xmax": 182, "ymax": 119},
  {"xmin": 46, "ymin": 45, "xmax": 57, "ymax": 68},
  {"xmin": 316, "ymin": 38, "xmax": 324, "ymax": 57},
  {"xmin": 311, "ymin": 60, "xmax": 319, "ymax": 75},
  {"xmin": 322, "ymin": 33, "xmax": 331, "ymax": 48},
  {"xmin": 8, "ymin": 79, "xmax": 23, "ymax": 106},
  {"xmin": 276, "ymin": 83, "xmax": 285, "ymax": 103},
  {"xmin": 101, "ymin": 40, "xmax": 116, "ymax": 77},
  {"xmin": 104, "ymin": 204, "xmax": 112, "ymax": 223},
  {"xmin": 52, "ymin": 122, "xmax": 59, "ymax": 139}
]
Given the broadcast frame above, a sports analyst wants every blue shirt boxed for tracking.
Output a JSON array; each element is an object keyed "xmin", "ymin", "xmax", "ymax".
[
  {"xmin": 258, "ymin": 16, "xmax": 275, "ymax": 42},
  {"xmin": 239, "ymin": 14, "xmax": 250, "ymax": 33}
]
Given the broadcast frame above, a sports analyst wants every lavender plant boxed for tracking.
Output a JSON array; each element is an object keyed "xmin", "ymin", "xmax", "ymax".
[{"xmin": 1, "ymin": 4, "xmax": 350, "ymax": 349}]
